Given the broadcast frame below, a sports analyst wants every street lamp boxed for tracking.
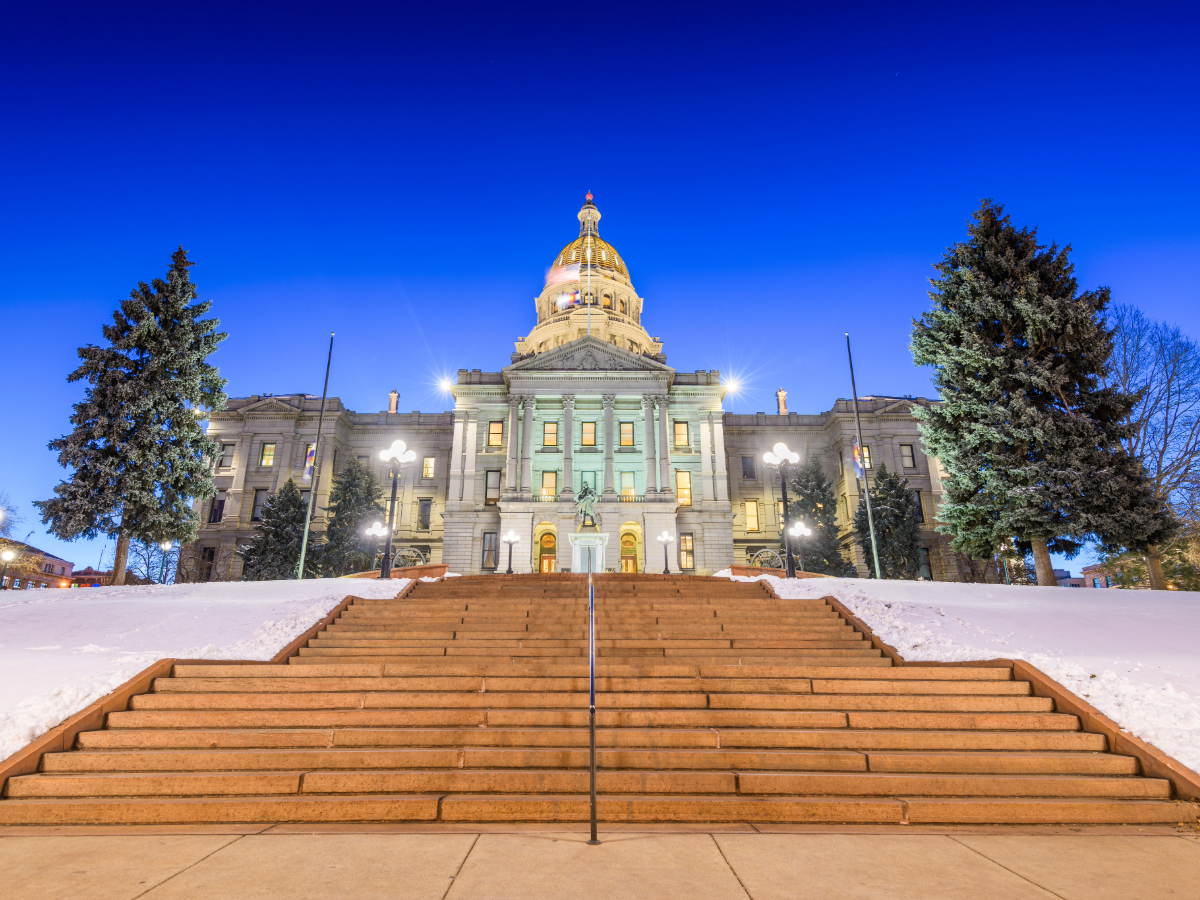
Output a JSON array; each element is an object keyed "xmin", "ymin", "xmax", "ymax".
[
  {"xmin": 159, "ymin": 541, "xmax": 173, "ymax": 584},
  {"xmin": 365, "ymin": 521, "xmax": 388, "ymax": 571},
  {"xmin": 0, "ymin": 550, "xmax": 13, "ymax": 590},
  {"xmin": 788, "ymin": 521, "xmax": 811, "ymax": 574},
  {"xmin": 764, "ymin": 442, "xmax": 800, "ymax": 578},
  {"xmin": 501, "ymin": 530, "xmax": 520, "ymax": 574},
  {"xmin": 656, "ymin": 530, "xmax": 674, "ymax": 575},
  {"xmin": 379, "ymin": 439, "xmax": 416, "ymax": 579}
]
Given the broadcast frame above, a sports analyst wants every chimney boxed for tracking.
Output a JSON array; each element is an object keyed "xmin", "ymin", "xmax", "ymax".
[
  {"xmin": 776, "ymin": 387, "xmax": 788, "ymax": 416},
  {"xmin": 388, "ymin": 390, "xmax": 399, "ymax": 414}
]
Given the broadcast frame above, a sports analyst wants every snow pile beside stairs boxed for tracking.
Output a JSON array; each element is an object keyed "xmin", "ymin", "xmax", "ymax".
[
  {"xmin": 716, "ymin": 571, "xmax": 1200, "ymax": 774},
  {"xmin": 0, "ymin": 578, "xmax": 410, "ymax": 762}
]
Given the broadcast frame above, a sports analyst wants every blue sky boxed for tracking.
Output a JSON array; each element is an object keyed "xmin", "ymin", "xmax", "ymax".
[{"xmin": 2, "ymin": 1, "xmax": 1197, "ymax": 572}]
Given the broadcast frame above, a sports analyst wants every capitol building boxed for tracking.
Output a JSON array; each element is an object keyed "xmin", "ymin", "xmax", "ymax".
[{"xmin": 187, "ymin": 196, "xmax": 955, "ymax": 580}]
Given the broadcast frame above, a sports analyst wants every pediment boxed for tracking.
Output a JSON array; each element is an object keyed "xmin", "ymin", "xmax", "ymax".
[
  {"xmin": 874, "ymin": 399, "xmax": 920, "ymax": 416},
  {"xmin": 506, "ymin": 336, "xmax": 670, "ymax": 374},
  {"xmin": 240, "ymin": 398, "xmax": 302, "ymax": 417}
]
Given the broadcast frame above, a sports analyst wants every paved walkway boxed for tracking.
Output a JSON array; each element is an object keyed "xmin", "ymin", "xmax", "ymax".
[{"xmin": 2, "ymin": 826, "xmax": 1198, "ymax": 899}]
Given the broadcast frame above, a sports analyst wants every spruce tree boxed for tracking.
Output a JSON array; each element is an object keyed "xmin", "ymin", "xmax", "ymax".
[
  {"xmin": 239, "ymin": 481, "xmax": 321, "ymax": 580},
  {"xmin": 36, "ymin": 248, "xmax": 227, "ymax": 584},
  {"xmin": 854, "ymin": 464, "xmax": 923, "ymax": 579},
  {"xmin": 787, "ymin": 457, "xmax": 857, "ymax": 576},
  {"xmin": 319, "ymin": 457, "xmax": 385, "ymax": 577},
  {"xmin": 910, "ymin": 201, "xmax": 1172, "ymax": 585}
]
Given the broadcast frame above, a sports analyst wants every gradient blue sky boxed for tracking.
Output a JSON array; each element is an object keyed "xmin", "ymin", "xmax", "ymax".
[{"xmin": 2, "ymin": 1, "xmax": 1197, "ymax": 571}]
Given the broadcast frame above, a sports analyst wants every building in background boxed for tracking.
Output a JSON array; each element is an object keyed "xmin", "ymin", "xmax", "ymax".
[
  {"xmin": 0, "ymin": 539, "xmax": 74, "ymax": 589},
  {"xmin": 183, "ymin": 196, "xmax": 953, "ymax": 580}
]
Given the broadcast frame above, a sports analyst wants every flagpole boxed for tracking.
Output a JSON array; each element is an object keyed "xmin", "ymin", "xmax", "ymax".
[
  {"xmin": 846, "ymin": 333, "xmax": 882, "ymax": 579},
  {"xmin": 297, "ymin": 333, "xmax": 334, "ymax": 579}
]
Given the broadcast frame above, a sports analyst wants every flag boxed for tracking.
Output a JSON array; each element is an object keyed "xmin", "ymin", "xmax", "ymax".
[
  {"xmin": 546, "ymin": 262, "xmax": 580, "ymax": 286},
  {"xmin": 303, "ymin": 443, "xmax": 316, "ymax": 481},
  {"xmin": 851, "ymin": 437, "xmax": 864, "ymax": 480}
]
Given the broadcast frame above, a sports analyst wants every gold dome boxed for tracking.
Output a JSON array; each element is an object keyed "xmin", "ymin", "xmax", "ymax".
[{"xmin": 549, "ymin": 234, "xmax": 629, "ymax": 281}]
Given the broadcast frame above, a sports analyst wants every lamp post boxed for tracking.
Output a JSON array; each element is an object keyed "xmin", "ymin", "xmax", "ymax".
[
  {"xmin": 378, "ymin": 439, "xmax": 416, "ymax": 579},
  {"xmin": 365, "ymin": 521, "xmax": 388, "ymax": 571},
  {"xmin": 158, "ymin": 541, "xmax": 173, "ymax": 584},
  {"xmin": 502, "ymin": 530, "xmax": 520, "ymax": 574},
  {"xmin": 656, "ymin": 530, "xmax": 674, "ymax": 575},
  {"xmin": 0, "ymin": 550, "xmax": 14, "ymax": 590},
  {"xmin": 788, "ymin": 521, "xmax": 811, "ymax": 574},
  {"xmin": 763, "ymin": 442, "xmax": 800, "ymax": 578}
]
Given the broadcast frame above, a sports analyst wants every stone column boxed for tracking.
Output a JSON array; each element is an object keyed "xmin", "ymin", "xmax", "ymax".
[
  {"xmin": 561, "ymin": 395, "xmax": 575, "ymax": 498},
  {"xmin": 520, "ymin": 396, "xmax": 535, "ymax": 495},
  {"xmin": 461, "ymin": 412, "xmax": 478, "ymax": 503},
  {"xmin": 505, "ymin": 396, "xmax": 520, "ymax": 491},
  {"xmin": 602, "ymin": 394, "xmax": 616, "ymax": 496},
  {"xmin": 700, "ymin": 414, "xmax": 715, "ymax": 501},
  {"xmin": 448, "ymin": 411, "xmax": 466, "ymax": 501},
  {"xmin": 643, "ymin": 395, "xmax": 659, "ymax": 492},
  {"xmin": 712, "ymin": 415, "xmax": 729, "ymax": 502},
  {"xmin": 657, "ymin": 395, "xmax": 673, "ymax": 495}
]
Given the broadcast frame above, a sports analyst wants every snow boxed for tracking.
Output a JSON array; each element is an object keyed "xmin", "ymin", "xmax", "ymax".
[
  {"xmin": 714, "ymin": 571, "xmax": 1200, "ymax": 773},
  {"xmin": 0, "ymin": 578, "xmax": 410, "ymax": 762}
]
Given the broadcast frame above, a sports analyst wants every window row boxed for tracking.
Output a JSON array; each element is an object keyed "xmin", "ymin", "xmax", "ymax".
[
  {"xmin": 478, "ymin": 531, "xmax": 695, "ymax": 571},
  {"xmin": 526, "ymin": 420, "xmax": 691, "ymax": 448}
]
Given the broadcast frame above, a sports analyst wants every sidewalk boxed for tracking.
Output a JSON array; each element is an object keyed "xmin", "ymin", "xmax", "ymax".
[{"xmin": 3, "ymin": 826, "xmax": 1198, "ymax": 899}]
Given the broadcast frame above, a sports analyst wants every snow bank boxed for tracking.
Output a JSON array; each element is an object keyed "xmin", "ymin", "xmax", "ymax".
[
  {"xmin": 714, "ymin": 571, "xmax": 1200, "ymax": 773},
  {"xmin": 0, "ymin": 578, "xmax": 410, "ymax": 762}
]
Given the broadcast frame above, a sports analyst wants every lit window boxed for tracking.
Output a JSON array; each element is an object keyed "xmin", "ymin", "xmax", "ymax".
[
  {"xmin": 862, "ymin": 446, "xmax": 872, "ymax": 469},
  {"xmin": 679, "ymin": 533, "xmax": 694, "ymax": 570},
  {"xmin": 259, "ymin": 443, "xmax": 276, "ymax": 466},
  {"xmin": 620, "ymin": 298, "xmax": 628, "ymax": 314},
  {"xmin": 218, "ymin": 443, "xmax": 235, "ymax": 467},
  {"xmin": 777, "ymin": 499, "xmax": 784, "ymax": 523},
  {"xmin": 581, "ymin": 422, "xmax": 596, "ymax": 446},
  {"xmin": 620, "ymin": 422, "xmax": 634, "ymax": 446},
  {"xmin": 745, "ymin": 500, "xmax": 760, "ymax": 532},
  {"xmin": 482, "ymin": 533, "xmax": 499, "ymax": 569},
  {"xmin": 488, "ymin": 421, "xmax": 504, "ymax": 446},
  {"xmin": 543, "ymin": 422, "xmax": 558, "ymax": 446},
  {"xmin": 675, "ymin": 470, "xmax": 692, "ymax": 506},
  {"xmin": 485, "ymin": 471, "xmax": 501, "ymax": 506},
  {"xmin": 741, "ymin": 456, "xmax": 755, "ymax": 479},
  {"xmin": 621, "ymin": 472, "xmax": 635, "ymax": 497},
  {"xmin": 900, "ymin": 444, "xmax": 916, "ymax": 468},
  {"xmin": 674, "ymin": 422, "xmax": 689, "ymax": 447},
  {"xmin": 251, "ymin": 488, "xmax": 268, "ymax": 521},
  {"xmin": 542, "ymin": 471, "xmax": 557, "ymax": 496},
  {"xmin": 417, "ymin": 499, "xmax": 432, "ymax": 530},
  {"xmin": 602, "ymin": 294, "xmax": 612, "ymax": 308},
  {"xmin": 422, "ymin": 457, "xmax": 435, "ymax": 478}
]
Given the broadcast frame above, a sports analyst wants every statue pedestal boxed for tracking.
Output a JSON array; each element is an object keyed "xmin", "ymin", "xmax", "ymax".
[{"xmin": 569, "ymin": 532, "xmax": 608, "ymax": 574}]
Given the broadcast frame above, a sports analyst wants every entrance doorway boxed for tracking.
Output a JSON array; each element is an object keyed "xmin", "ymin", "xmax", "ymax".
[
  {"xmin": 539, "ymin": 532, "xmax": 557, "ymax": 573},
  {"xmin": 620, "ymin": 533, "xmax": 638, "ymax": 573}
]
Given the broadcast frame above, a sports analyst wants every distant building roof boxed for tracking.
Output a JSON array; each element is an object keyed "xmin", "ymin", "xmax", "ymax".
[{"xmin": 0, "ymin": 538, "xmax": 71, "ymax": 564}]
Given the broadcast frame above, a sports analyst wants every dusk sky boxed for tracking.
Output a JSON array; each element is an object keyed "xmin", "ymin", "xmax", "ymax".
[{"xmin": 2, "ymin": 2, "xmax": 1197, "ymax": 571}]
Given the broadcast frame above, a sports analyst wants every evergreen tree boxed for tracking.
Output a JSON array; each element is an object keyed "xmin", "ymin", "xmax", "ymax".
[
  {"xmin": 787, "ymin": 457, "xmax": 857, "ymax": 576},
  {"xmin": 319, "ymin": 456, "xmax": 385, "ymax": 576},
  {"xmin": 239, "ymin": 480, "xmax": 321, "ymax": 580},
  {"xmin": 910, "ymin": 201, "xmax": 1172, "ymax": 585},
  {"xmin": 36, "ymin": 248, "xmax": 227, "ymax": 584},
  {"xmin": 854, "ymin": 464, "xmax": 923, "ymax": 579}
]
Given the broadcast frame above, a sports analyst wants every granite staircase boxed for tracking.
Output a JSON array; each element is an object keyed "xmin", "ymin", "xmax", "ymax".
[{"xmin": 0, "ymin": 574, "xmax": 1190, "ymax": 825}]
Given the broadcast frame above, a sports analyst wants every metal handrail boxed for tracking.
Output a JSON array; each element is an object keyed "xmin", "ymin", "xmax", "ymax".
[{"xmin": 587, "ymin": 547, "xmax": 599, "ymax": 844}]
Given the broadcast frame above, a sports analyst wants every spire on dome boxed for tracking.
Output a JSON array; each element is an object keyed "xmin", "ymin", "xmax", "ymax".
[{"xmin": 578, "ymin": 193, "xmax": 601, "ymax": 235}]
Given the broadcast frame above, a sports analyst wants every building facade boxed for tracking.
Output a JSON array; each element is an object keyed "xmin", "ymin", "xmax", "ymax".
[{"xmin": 184, "ymin": 196, "xmax": 955, "ymax": 580}]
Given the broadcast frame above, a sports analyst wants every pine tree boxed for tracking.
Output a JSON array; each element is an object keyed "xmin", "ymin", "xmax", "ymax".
[
  {"xmin": 787, "ymin": 457, "xmax": 857, "ymax": 576},
  {"xmin": 854, "ymin": 464, "xmax": 923, "ymax": 579},
  {"xmin": 319, "ymin": 456, "xmax": 385, "ymax": 577},
  {"xmin": 36, "ymin": 248, "xmax": 227, "ymax": 584},
  {"xmin": 910, "ymin": 201, "xmax": 1172, "ymax": 585},
  {"xmin": 239, "ymin": 481, "xmax": 321, "ymax": 580}
]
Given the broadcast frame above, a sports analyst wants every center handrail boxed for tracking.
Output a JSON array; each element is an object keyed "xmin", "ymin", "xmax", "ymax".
[{"xmin": 587, "ymin": 549, "xmax": 599, "ymax": 844}]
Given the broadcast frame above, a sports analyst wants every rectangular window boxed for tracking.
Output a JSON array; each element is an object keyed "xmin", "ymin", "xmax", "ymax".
[
  {"xmin": 741, "ymin": 456, "xmax": 755, "ymax": 480},
  {"xmin": 862, "ymin": 446, "xmax": 872, "ymax": 469},
  {"xmin": 219, "ymin": 443, "xmax": 235, "ymax": 467},
  {"xmin": 422, "ymin": 457, "xmax": 435, "ymax": 478},
  {"xmin": 251, "ymin": 488, "xmax": 268, "ymax": 521},
  {"xmin": 777, "ymin": 499, "xmax": 785, "ymax": 524},
  {"xmin": 485, "ymin": 471, "xmax": 501, "ymax": 505},
  {"xmin": 913, "ymin": 490, "xmax": 925, "ymax": 523},
  {"xmin": 918, "ymin": 547, "xmax": 932, "ymax": 580},
  {"xmin": 900, "ymin": 444, "xmax": 916, "ymax": 468},
  {"xmin": 200, "ymin": 547, "xmax": 216, "ymax": 582},
  {"xmin": 745, "ymin": 500, "xmax": 760, "ymax": 532},
  {"xmin": 488, "ymin": 421, "xmax": 504, "ymax": 447},
  {"xmin": 298, "ymin": 490, "xmax": 310, "ymax": 510},
  {"xmin": 541, "ymin": 470, "xmax": 557, "ymax": 496},
  {"xmin": 674, "ymin": 421, "xmax": 689, "ymax": 447},
  {"xmin": 621, "ymin": 471, "xmax": 635, "ymax": 496},
  {"xmin": 619, "ymin": 422, "xmax": 634, "ymax": 446},
  {"xmin": 259, "ymin": 443, "xmax": 276, "ymax": 466},
  {"xmin": 839, "ymin": 451, "xmax": 845, "ymax": 475},
  {"xmin": 543, "ymin": 421, "xmax": 558, "ymax": 446},
  {"xmin": 356, "ymin": 454, "xmax": 369, "ymax": 467},
  {"xmin": 208, "ymin": 491, "xmax": 226, "ymax": 524},
  {"xmin": 1093, "ymin": 578, "xmax": 1101, "ymax": 588},
  {"xmin": 581, "ymin": 422, "xmax": 596, "ymax": 446},
  {"xmin": 417, "ymin": 499, "xmax": 432, "ymax": 530},
  {"xmin": 679, "ymin": 533, "xmax": 695, "ymax": 570},
  {"xmin": 842, "ymin": 496, "xmax": 848, "ymax": 522},
  {"xmin": 675, "ymin": 470, "xmax": 692, "ymax": 506},
  {"xmin": 481, "ymin": 533, "xmax": 499, "ymax": 569},
  {"xmin": 580, "ymin": 470, "xmax": 597, "ymax": 493}
]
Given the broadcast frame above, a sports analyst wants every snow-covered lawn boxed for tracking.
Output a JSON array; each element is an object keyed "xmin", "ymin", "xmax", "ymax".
[
  {"xmin": 0, "ymin": 578, "xmax": 410, "ymax": 762},
  {"xmin": 718, "ymin": 572, "xmax": 1200, "ymax": 773}
]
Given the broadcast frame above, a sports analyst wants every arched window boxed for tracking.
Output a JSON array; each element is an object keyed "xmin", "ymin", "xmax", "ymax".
[
  {"xmin": 602, "ymin": 294, "xmax": 612, "ymax": 308},
  {"xmin": 619, "ymin": 298, "xmax": 628, "ymax": 314},
  {"xmin": 540, "ymin": 532, "xmax": 557, "ymax": 573}
]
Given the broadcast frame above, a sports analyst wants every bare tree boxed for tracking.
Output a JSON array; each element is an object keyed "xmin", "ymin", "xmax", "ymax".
[
  {"xmin": 0, "ymin": 491, "xmax": 23, "ymax": 539},
  {"xmin": 1107, "ymin": 304, "xmax": 1200, "ymax": 588}
]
